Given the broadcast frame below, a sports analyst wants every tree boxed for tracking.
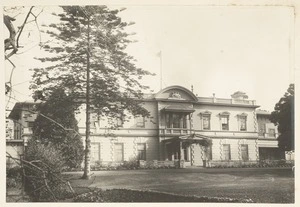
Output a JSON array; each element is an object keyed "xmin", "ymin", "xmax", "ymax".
[
  {"xmin": 31, "ymin": 6, "xmax": 153, "ymax": 179},
  {"xmin": 4, "ymin": 6, "xmax": 43, "ymax": 98},
  {"xmin": 270, "ymin": 84, "xmax": 294, "ymax": 151},
  {"xmin": 32, "ymin": 88, "xmax": 84, "ymax": 169}
]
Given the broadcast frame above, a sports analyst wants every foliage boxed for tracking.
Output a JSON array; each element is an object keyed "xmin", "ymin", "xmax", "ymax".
[
  {"xmin": 30, "ymin": 5, "xmax": 154, "ymax": 178},
  {"xmin": 32, "ymin": 88, "xmax": 84, "ymax": 169},
  {"xmin": 24, "ymin": 139, "xmax": 74, "ymax": 201},
  {"xmin": 6, "ymin": 166, "xmax": 22, "ymax": 188},
  {"xmin": 270, "ymin": 84, "xmax": 294, "ymax": 151},
  {"xmin": 209, "ymin": 160, "xmax": 294, "ymax": 168},
  {"xmin": 30, "ymin": 5, "xmax": 154, "ymax": 121}
]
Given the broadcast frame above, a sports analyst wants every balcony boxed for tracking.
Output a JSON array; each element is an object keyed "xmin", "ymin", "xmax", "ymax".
[
  {"xmin": 160, "ymin": 128, "xmax": 190, "ymax": 135},
  {"xmin": 258, "ymin": 132, "xmax": 277, "ymax": 139}
]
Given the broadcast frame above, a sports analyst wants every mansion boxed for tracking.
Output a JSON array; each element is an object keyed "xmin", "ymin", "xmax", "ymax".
[{"xmin": 6, "ymin": 85, "xmax": 284, "ymax": 167}]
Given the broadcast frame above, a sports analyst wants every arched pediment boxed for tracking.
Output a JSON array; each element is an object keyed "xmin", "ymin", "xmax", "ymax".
[
  {"xmin": 200, "ymin": 110, "xmax": 212, "ymax": 115},
  {"xmin": 237, "ymin": 112, "xmax": 248, "ymax": 117},
  {"xmin": 155, "ymin": 85, "xmax": 198, "ymax": 102},
  {"xmin": 219, "ymin": 111, "xmax": 230, "ymax": 116}
]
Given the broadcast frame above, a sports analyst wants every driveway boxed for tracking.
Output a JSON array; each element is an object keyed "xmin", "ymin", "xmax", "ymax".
[{"xmin": 66, "ymin": 168, "xmax": 294, "ymax": 203}]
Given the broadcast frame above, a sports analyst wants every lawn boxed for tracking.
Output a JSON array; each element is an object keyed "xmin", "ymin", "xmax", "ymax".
[{"xmin": 66, "ymin": 167, "xmax": 294, "ymax": 203}]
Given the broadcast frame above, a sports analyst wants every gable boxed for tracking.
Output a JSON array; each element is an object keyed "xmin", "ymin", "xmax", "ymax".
[{"xmin": 155, "ymin": 86, "xmax": 198, "ymax": 102}]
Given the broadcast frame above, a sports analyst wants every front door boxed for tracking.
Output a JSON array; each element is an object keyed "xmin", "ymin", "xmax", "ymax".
[{"xmin": 166, "ymin": 142, "xmax": 179, "ymax": 160}]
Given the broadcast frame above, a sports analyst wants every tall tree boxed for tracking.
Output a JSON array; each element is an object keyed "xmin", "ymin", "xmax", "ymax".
[
  {"xmin": 31, "ymin": 6, "xmax": 153, "ymax": 179},
  {"xmin": 270, "ymin": 84, "xmax": 294, "ymax": 151}
]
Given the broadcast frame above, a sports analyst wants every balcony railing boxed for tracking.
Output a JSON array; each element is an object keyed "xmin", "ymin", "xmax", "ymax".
[
  {"xmin": 258, "ymin": 132, "xmax": 277, "ymax": 139},
  {"xmin": 160, "ymin": 128, "xmax": 190, "ymax": 135},
  {"xmin": 197, "ymin": 97, "xmax": 256, "ymax": 106}
]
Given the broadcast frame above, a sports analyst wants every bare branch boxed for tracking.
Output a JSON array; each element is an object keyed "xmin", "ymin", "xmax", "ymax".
[{"xmin": 16, "ymin": 6, "xmax": 34, "ymax": 48}]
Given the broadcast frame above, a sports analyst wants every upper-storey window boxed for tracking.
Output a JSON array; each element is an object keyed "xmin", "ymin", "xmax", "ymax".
[
  {"xmin": 135, "ymin": 115, "xmax": 145, "ymax": 128},
  {"xmin": 268, "ymin": 128, "xmax": 276, "ymax": 137},
  {"xmin": 220, "ymin": 112, "xmax": 230, "ymax": 131},
  {"xmin": 166, "ymin": 113, "xmax": 187, "ymax": 129},
  {"xmin": 200, "ymin": 111, "xmax": 211, "ymax": 130},
  {"xmin": 238, "ymin": 113, "xmax": 248, "ymax": 131},
  {"xmin": 203, "ymin": 115, "xmax": 210, "ymax": 130},
  {"xmin": 221, "ymin": 117, "xmax": 229, "ymax": 130},
  {"xmin": 116, "ymin": 116, "xmax": 123, "ymax": 127}
]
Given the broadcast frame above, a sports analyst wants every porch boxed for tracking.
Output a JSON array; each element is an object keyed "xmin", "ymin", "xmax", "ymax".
[{"xmin": 161, "ymin": 134, "xmax": 212, "ymax": 168}]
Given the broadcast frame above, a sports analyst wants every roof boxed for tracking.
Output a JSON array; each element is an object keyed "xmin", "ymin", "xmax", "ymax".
[
  {"xmin": 256, "ymin": 109, "xmax": 271, "ymax": 115},
  {"xmin": 162, "ymin": 133, "xmax": 211, "ymax": 144},
  {"xmin": 8, "ymin": 101, "xmax": 41, "ymax": 120}
]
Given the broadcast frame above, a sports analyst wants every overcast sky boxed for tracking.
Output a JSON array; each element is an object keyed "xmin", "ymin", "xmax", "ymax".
[{"xmin": 4, "ymin": 5, "xmax": 294, "ymax": 112}]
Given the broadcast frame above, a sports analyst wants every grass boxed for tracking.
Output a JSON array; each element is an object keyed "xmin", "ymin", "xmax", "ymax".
[
  {"xmin": 67, "ymin": 167, "xmax": 294, "ymax": 203},
  {"xmin": 72, "ymin": 188, "xmax": 253, "ymax": 202}
]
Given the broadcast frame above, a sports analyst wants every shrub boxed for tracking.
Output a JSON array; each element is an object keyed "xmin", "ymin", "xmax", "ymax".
[
  {"xmin": 6, "ymin": 166, "xmax": 23, "ymax": 188},
  {"xmin": 24, "ymin": 139, "xmax": 74, "ymax": 201},
  {"xmin": 122, "ymin": 160, "xmax": 139, "ymax": 169}
]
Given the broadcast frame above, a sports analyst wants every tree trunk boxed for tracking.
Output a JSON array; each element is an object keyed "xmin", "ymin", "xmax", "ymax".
[{"xmin": 82, "ymin": 16, "xmax": 91, "ymax": 179}]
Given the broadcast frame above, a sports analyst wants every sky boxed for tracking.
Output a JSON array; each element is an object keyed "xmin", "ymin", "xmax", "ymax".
[{"xmin": 4, "ymin": 5, "xmax": 295, "ymax": 112}]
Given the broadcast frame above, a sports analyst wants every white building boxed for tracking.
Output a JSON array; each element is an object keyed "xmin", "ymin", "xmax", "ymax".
[{"xmin": 7, "ymin": 86, "xmax": 284, "ymax": 167}]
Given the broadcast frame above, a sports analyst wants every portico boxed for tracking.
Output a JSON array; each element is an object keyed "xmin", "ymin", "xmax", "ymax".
[{"xmin": 162, "ymin": 134, "xmax": 212, "ymax": 167}]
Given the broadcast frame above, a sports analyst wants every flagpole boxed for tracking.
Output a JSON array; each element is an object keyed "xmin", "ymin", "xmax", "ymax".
[{"xmin": 160, "ymin": 50, "xmax": 162, "ymax": 90}]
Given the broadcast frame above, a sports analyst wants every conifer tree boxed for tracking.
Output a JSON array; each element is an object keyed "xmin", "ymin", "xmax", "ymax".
[{"xmin": 31, "ymin": 6, "xmax": 153, "ymax": 179}]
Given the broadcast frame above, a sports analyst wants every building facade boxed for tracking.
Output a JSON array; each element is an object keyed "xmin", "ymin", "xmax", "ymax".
[{"xmin": 7, "ymin": 86, "xmax": 284, "ymax": 167}]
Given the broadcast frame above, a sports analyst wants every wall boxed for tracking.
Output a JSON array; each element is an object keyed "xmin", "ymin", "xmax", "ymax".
[
  {"xmin": 193, "ymin": 104, "xmax": 257, "ymax": 132},
  {"xmin": 6, "ymin": 141, "xmax": 24, "ymax": 168},
  {"xmin": 76, "ymin": 101, "xmax": 158, "ymax": 134},
  {"xmin": 82, "ymin": 135, "xmax": 159, "ymax": 164}
]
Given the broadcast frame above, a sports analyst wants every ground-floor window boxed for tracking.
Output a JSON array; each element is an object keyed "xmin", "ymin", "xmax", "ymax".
[
  {"xmin": 223, "ymin": 144, "xmax": 231, "ymax": 160},
  {"xmin": 241, "ymin": 144, "xmax": 249, "ymax": 161},
  {"xmin": 205, "ymin": 145, "xmax": 212, "ymax": 160},
  {"xmin": 91, "ymin": 143, "xmax": 100, "ymax": 162},
  {"xmin": 137, "ymin": 143, "xmax": 146, "ymax": 160},
  {"xmin": 183, "ymin": 146, "xmax": 189, "ymax": 161},
  {"xmin": 114, "ymin": 143, "xmax": 124, "ymax": 162}
]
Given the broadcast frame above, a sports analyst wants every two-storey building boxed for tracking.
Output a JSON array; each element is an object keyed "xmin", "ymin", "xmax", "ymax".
[{"xmin": 7, "ymin": 86, "xmax": 284, "ymax": 167}]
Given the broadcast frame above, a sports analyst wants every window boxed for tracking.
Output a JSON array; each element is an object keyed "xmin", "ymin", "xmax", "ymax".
[
  {"xmin": 183, "ymin": 146, "xmax": 189, "ymax": 161},
  {"xmin": 268, "ymin": 129, "xmax": 276, "ymax": 137},
  {"xmin": 135, "ymin": 116, "xmax": 145, "ymax": 128},
  {"xmin": 137, "ymin": 143, "xmax": 146, "ymax": 160},
  {"xmin": 205, "ymin": 145, "xmax": 212, "ymax": 160},
  {"xmin": 114, "ymin": 143, "xmax": 124, "ymax": 162},
  {"xmin": 166, "ymin": 113, "xmax": 187, "ymax": 128},
  {"xmin": 241, "ymin": 144, "xmax": 249, "ymax": 161},
  {"xmin": 239, "ymin": 116, "xmax": 247, "ymax": 131},
  {"xmin": 223, "ymin": 144, "xmax": 231, "ymax": 160},
  {"xmin": 91, "ymin": 143, "xmax": 100, "ymax": 162},
  {"xmin": 202, "ymin": 115, "xmax": 211, "ymax": 130},
  {"xmin": 172, "ymin": 114, "xmax": 181, "ymax": 128},
  {"xmin": 221, "ymin": 116, "xmax": 229, "ymax": 130},
  {"xmin": 116, "ymin": 116, "xmax": 123, "ymax": 127},
  {"xmin": 27, "ymin": 121, "xmax": 34, "ymax": 129}
]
